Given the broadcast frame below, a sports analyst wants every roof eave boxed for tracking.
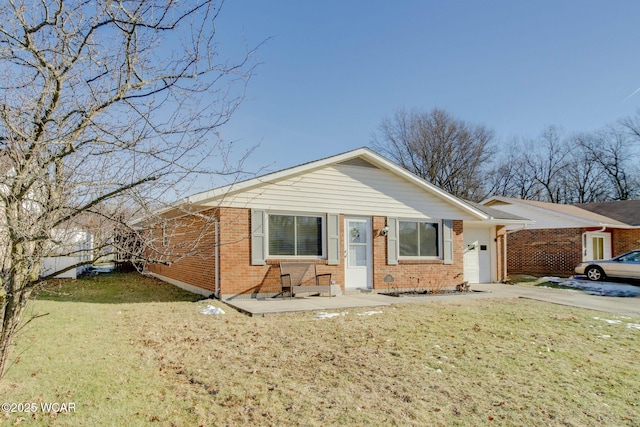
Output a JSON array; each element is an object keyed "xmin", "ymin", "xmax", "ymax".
[{"xmin": 186, "ymin": 147, "xmax": 491, "ymax": 220}]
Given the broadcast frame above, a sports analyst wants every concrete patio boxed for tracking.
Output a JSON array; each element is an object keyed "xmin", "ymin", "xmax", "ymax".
[{"xmin": 223, "ymin": 283, "xmax": 640, "ymax": 317}]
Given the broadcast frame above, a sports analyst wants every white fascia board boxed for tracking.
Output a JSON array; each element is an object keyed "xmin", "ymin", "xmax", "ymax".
[{"xmin": 465, "ymin": 217, "xmax": 534, "ymax": 225}]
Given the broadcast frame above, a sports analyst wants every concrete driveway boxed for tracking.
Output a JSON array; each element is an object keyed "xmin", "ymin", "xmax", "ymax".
[
  {"xmin": 224, "ymin": 283, "xmax": 640, "ymax": 317},
  {"xmin": 478, "ymin": 283, "xmax": 640, "ymax": 317}
]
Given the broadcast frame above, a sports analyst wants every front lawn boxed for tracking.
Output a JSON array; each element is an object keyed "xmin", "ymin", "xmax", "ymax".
[{"xmin": 1, "ymin": 273, "xmax": 639, "ymax": 426}]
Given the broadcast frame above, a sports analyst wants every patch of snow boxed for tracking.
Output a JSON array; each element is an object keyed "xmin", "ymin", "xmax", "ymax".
[
  {"xmin": 557, "ymin": 279, "xmax": 640, "ymax": 297},
  {"xmin": 90, "ymin": 264, "xmax": 115, "ymax": 273},
  {"xmin": 594, "ymin": 316, "xmax": 622, "ymax": 324},
  {"xmin": 200, "ymin": 305, "xmax": 225, "ymax": 315},
  {"xmin": 357, "ymin": 311, "xmax": 383, "ymax": 316},
  {"xmin": 594, "ymin": 316, "xmax": 640, "ymax": 330},
  {"xmin": 315, "ymin": 311, "xmax": 348, "ymax": 319}
]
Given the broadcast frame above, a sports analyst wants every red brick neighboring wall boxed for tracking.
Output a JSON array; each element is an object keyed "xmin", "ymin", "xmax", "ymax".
[
  {"xmin": 506, "ymin": 227, "xmax": 640, "ymax": 277},
  {"xmin": 506, "ymin": 228, "xmax": 585, "ymax": 277},
  {"xmin": 611, "ymin": 229, "xmax": 640, "ymax": 254}
]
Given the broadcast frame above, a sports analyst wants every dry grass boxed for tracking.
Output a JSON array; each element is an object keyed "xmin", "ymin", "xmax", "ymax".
[{"xmin": 1, "ymin": 273, "xmax": 639, "ymax": 426}]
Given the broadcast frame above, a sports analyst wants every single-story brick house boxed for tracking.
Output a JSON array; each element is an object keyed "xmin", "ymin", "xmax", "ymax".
[
  {"xmin": 481, "ymin": 197, "xmax": 640, "ymax": 277},
  {"xmin": 143, "ymin": 148, "xmax": 525, "ymax": 299}
]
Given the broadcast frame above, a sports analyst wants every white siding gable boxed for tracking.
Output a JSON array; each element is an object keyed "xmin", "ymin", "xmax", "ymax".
[
  {"xmin": 489, "ymin": 203, "xmax": 590, "ymax": 229},
  {"xmin": 207, "ymin": 164, "xmax": 478, "ymax": 220}
]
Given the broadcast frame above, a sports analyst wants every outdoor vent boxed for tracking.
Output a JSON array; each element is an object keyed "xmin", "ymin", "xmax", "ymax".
[{"xmin": 338, "ymin": 158, "xmax": 379, "ymax": 168}]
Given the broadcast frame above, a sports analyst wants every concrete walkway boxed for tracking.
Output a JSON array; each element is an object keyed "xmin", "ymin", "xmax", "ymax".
[
  {"xmin": 223, "ymin": 283, "xmax": 640, "ymax": 317},
  {"xmin": 479, "ymin": 283, "xmax": 640, "ymax": 317}
]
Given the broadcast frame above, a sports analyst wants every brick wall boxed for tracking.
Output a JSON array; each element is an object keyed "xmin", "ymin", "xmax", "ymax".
[
  {"xmin": 145, "ymin": 208, "xmax": 219, "ymax": 293},
  {"xmin": 219, "ymin": 208, "xmax": 341, "ymax": 298},
  {"xmin": 372, "ymin": 217, "xmax": 465, "ymax": 291},
  {"xmin": 506, "ymin": 228, "xmax": 585, "ymax": 277},
  {"xmin": 611, "ymin": 229, "xmax": 640, "ymax": 254},
  {"xmin": 505, "ymin": 227, "xmax": 640, "ymax": 278},
  {"xmin": 218, "ymin": 207, "xmax": 273, "ymax": 296},
  {"xmin": 148, "ymin": 209, "xmax": 467, "ymax": 298}
]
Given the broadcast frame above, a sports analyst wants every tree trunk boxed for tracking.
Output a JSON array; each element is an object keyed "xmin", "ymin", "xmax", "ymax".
[{"xmin": 0, "ymin": 275, "xmax": 30, "ymax": 377}]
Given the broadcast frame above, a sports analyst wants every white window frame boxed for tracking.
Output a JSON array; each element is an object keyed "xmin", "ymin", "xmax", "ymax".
[
  {"xmin": 398, "ymin": 219, "xmax": 442, "ymax": 260},
  {"xmin": 266, "ymin": 212, "xmax": 326, "ymax": 259}
]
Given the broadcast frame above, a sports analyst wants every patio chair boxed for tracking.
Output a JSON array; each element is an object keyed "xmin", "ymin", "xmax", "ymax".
[{"xmin": 279, "ymin": 262, "xmax": 333, "ymax": 299}]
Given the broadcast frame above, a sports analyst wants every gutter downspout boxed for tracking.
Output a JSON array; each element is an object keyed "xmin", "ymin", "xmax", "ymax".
[
  {"xmin": 214, "ymin": 220, "xmax": 220, "ymax": 298},
  {"xmin": 503, "ymin": 232, "xmax": 507, "ymax": 282}
]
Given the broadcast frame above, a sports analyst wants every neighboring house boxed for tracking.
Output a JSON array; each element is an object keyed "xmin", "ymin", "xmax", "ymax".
[
  {"xmin": 482, "ymin": 196, "xmax": 640, "ymax": 277},
  {"xmin": 41, "ymin": 228, "xmax": 94, "ymax": 279},
  {"xmin": 1, "ymin": 157, "xmax": 93, "ymax": 279},
  {"xmin": 142, "ymin": 148, "xmax": 525, "ymax": 299}
]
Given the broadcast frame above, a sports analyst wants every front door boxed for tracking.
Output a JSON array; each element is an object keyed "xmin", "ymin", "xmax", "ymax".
[{"xmin": 344, "ymin": 217, "xmax": 372, "ymax": 289}]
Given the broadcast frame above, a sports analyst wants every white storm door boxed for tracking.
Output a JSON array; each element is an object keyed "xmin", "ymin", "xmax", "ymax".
[
  {"xmin": 463, "ymin": 241, "xmax": 480, "ymax": 284},
  {"xmin": 464, "ymin": 227, "xmax": 492, "ymax": 283},
  {"xmin": 344, "ymin": 217, "xmax": 372, "ymax": 289},
  {"xmin": 584, "ymin": 232, "xmax": 611, "ymax": 261}
]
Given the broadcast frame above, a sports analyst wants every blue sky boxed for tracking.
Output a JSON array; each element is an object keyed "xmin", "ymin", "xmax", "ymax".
[{"xmin": 203, "ymin": 1, "xmax": 640, "ymax": 188}]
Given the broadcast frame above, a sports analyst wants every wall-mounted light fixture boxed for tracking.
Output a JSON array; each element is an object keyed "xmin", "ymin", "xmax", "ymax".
[{"xmin": 380, "ymin": 225, "xmax": 389, "ymax": 236}]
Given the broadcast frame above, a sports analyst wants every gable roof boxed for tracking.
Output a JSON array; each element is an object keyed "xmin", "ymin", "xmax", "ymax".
[
  {"xmin": 464, "ymin": 200, "xmax": 531, "ymax": 223},
  {"xmin": 482, "ymin": 196, "xmax": 632, "ymax": 228},
  {"xmin": 153, "ymin": 147, "xmax": 495, "ymax": 222},
  {"xmin": 575, "ymin": 200, "xmax": 640, "ymax": 227}
]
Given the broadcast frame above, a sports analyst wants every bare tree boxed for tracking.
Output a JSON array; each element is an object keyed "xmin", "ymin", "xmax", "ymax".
[
  {"xmin": 607, "ymin": 116, "xmax": 640, "ymax": 199},
  {"xmin": 0, "ymin": 0, "xmax": 259, "ymax": 377},
  {"xmin": 522, "ymin": 126, "xmax": 570, "ymax": 203},
  {"xmin": 486, "ymin": 128, "xmax": 571, "ymax": 202},
  {"xmin": 372, "ymin": 108, "xmax": 495, "ymax": 201},
  {"xmin": 487, "ymin": 123, "xmax": 639, "ymax": 203},
  {"xmin": 485, "ymin": 141, "xmax": 539, "ymax": 200},
  {"xmin": 561, "ymin": 133, "xmax": 611, "ymax": 203}
]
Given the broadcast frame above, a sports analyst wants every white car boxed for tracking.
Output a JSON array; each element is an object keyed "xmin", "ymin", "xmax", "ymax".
[{"xmin": 575, "ymin": 250, "xmax": 640, "ymax": 281}]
